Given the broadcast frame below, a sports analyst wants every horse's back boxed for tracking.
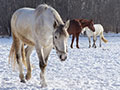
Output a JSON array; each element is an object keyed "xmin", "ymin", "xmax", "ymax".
[
  {"xmin": 67, "ymin": 19, "xmax": 81, "ymax": 35},
  {"xmin": 11, "ymin": 8, "xmax": 36, "ymax": 45},
  {"xmin": 94, "ymin": 24, "xmax": 104, "ymax": 33},
  {"xmin": 11, "ymin": 7, "xmax": 35, "ymax": 31}
]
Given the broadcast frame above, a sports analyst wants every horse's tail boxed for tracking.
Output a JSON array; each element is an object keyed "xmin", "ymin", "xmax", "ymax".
[
  {"xmin": 9, "ymin": 33, "xmax": 27, "ymax": 70},
  {"xmin": 21, "ymin": 44, "xmax": 27, "ymax": 68},
  {"xmin": 8, "ymin": 40, "xmax": 16, "ymax": 69},
  {"xmin": 101, "ymin": 33, "xmax": 108, "ymax": 43}
]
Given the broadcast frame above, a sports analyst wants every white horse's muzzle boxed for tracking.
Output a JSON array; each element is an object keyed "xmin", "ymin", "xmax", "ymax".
[{"xmin": 59, "ymin": 54, "xmax": 67, "ymax": 61}]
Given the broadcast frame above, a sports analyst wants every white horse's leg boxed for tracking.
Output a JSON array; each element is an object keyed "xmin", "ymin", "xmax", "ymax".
[
  {"xmin": 40, "ymin": 45, "xmax": 52, "ymax": 87},
  {"xmin": 76, "ymin": 33, "xmax": 80, "ymax": 48},
  {"xmin": 35, "ymin": 44, "xmax": 52, "ymax": 87},
  {"xmin": 92, "ymin": 35, "xmax": 97, "ymax": 48},
  {"xmin": 99, "ymin": 35, "xmax": 102, "ymax": 47},
  {"xmin": 71, "ymin": 35, "xmax": 75, "ymax": 48},
  {"xmin": 17, "ymin": 44, "xmax": 25, "ymax": 83},
  {"xmin": 25, "ymin": 46, "xmax": 34, "ymax": 80},
  {"xmin": 88, "ymin": 36, "xmax": 91, "ymax": 48},
  {"xmin": 36, "ymin": 47, "xmax": 46, "ymax": 87},
  {"xmin": 13, "ymin": 34, "xmax": 25, "ymax": 83}
]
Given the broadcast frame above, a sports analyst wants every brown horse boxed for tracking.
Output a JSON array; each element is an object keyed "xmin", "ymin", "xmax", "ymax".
[{"xmin": 67, "ymin": 19, "xmax": 95, "ymax": 48}]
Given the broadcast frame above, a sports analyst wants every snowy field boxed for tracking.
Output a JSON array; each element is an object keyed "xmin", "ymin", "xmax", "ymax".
[{"xmin": 0, "ymin": 33, "xmax": 120, "ymax": 90}]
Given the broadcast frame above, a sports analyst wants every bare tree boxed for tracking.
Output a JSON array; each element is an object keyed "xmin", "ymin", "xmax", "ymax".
[{"xmin": 0, "ymin": 0, "xmax": 120, "ymax": 36}]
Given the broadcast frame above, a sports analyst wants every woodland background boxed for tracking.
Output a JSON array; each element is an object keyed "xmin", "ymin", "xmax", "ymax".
[{"xmin": 0, "ymin": 0, "xmax": 120, "ymax": 36}]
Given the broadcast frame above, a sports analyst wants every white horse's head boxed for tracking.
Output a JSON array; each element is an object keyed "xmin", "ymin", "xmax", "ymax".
[{"xmin": 53, "ymin": 20, "xmax": 70, "ymax": 61}]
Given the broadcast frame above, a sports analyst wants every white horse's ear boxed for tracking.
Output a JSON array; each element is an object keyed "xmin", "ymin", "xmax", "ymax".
[
  {"xmin": 53, "ymin": 20, "xmax": 59, "ymax": 29},
  {"xmin": 64, "ymin": 20, "xmax": 70, "ymax": 30}
]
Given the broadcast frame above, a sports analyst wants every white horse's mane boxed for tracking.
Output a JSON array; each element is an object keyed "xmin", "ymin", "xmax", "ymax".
[
  {"xmin": 35, "ymin": 4, "xmax": 64, "ymax": 25},
  {"xmin": 35, "ymin": 4, "xmax": 68, "ymax": 37}
]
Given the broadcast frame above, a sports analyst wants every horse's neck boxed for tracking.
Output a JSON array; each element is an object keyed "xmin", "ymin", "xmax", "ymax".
[
  {"xmin": 81, "ymin": 24, "xmax": 88, "ymax": 28},
  {"xmin": 52, "ymin": 9, "xmax": 64, "ymax": 25},
  {"xmin": 85, "ymin": 27, "xmax": 93, "ymax": 33}
]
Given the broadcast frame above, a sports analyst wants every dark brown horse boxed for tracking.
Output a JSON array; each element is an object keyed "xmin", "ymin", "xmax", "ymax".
[{"xmin": 67, "ymin": 19, "xmax": 95, "ymax": 48}]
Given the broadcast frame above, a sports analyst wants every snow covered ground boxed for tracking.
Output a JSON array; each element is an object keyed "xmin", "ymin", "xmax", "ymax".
[{"xmin": 0, "ymin": 33, "xmax": 120, "ymax": 90}]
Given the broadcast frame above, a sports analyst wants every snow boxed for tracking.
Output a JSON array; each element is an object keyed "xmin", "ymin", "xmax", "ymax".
[{"xmin": 0, "ymin": 33, "xmax": 120, "ymax": 90}]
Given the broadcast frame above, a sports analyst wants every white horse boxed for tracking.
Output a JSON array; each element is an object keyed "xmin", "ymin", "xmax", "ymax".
[
  {"xmin": 82, "ymin": 24, "xmax": 108, "ymax": 48},
  {"xmin": 9, "ymin": 4, "xmax": 70, "ymax": 87}
]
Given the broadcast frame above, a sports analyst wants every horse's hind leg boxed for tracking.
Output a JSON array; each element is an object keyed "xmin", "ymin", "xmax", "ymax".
[
  {"xmin": 92, "ymin": 35, "xmax": 97, "ymax": 48},
  {"xmin": 71, "ymin": 35, "xmax": 75, "ymax": 48},
  {"xmin": 88, "ymin": 36, "xmax": 91, "ymax": 48},
  {"xmin": 99, "ymin": 35, "xmax": 102, "ymax": 47},
  {"xmin": 25, "ymin": 46, "xmax": 34, "ymax": 80},
  {"xmin": 13, "ymin": 34, "xmax": 25, "ymax": 83},
  {"xmin": 76, "ymin": 33, "xmax": 80, "ymax": 48}
]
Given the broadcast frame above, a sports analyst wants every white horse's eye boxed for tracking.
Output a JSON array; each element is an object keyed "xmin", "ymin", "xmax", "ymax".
[{"xmin": 55, "ymin": 36, "xmax": 57, "ymax": 39}]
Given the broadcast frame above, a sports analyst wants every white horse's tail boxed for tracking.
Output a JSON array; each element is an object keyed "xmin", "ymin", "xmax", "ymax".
[
  {"xmin": 8, "ymin": 33, "xmax": 27, "ymax": 70},
  {"xmin": 101, "ymin": 33, "xmax": 108, "ymax": 43},
  {"xmin": 21, "ymin": 44, "xmax": 27, "ymax": 68},
  {"xmin": 8, "ymin": 41, "xmax": 16, "ymax": 69}
]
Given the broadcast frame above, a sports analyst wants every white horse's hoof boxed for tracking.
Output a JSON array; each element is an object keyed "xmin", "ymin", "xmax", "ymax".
[
  {"xmin": 89, "ymin": 46, "xmax": 91, "ymax": 48},
  {"xmin": 40, "ymin": 82, "xmax": 47, "ymax": 88},
  {"xmin": 20, "ymin": 79, "xmax": 26, "ymax": 83}
]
